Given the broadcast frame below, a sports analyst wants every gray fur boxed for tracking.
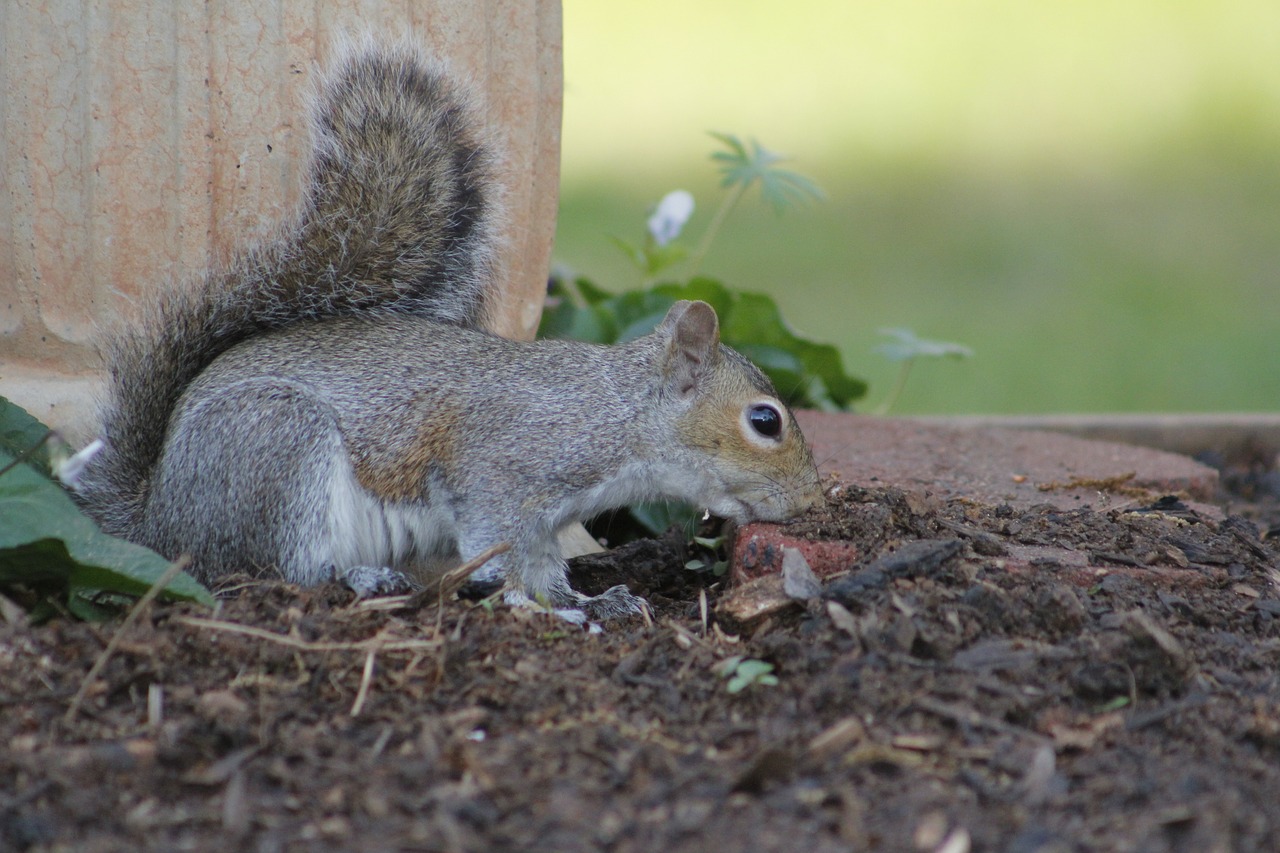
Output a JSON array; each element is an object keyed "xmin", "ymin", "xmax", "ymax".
[
  {"xmin": 73, "ymin": 44, "xmax": 821, "ymax": 618},
  {"xmin": 75, "ymin": 43, "xmax": 498, "ymax": 537}
]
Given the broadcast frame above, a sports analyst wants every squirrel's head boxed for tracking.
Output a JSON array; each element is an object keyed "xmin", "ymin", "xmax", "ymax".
[{"xmin": 654, "ymin": 300, "xmax": 824, "ymax": 524}]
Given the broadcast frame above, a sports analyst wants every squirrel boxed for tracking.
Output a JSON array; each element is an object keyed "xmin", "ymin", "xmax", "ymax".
[{"xmin": 70, "ymin": 41, "xmax": 823, "ymax": 621}]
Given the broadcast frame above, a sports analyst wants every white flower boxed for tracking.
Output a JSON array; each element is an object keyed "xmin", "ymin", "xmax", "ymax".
[
  {"xmin": 647, "ymin": 190, "xmax": 695, "ymax": 247},
  {"xmin": 55, "ymin": 438, "xmax": 103, "ymax": 489}
]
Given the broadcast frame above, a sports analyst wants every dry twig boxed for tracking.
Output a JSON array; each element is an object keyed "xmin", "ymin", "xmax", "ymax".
[
  {"xmin": 350, "ymin": 649, "xmax": 377, "ymax": 717},
  {"xmin": 171, "ymin": 616, "xmax": 441, "ymax": 653}
]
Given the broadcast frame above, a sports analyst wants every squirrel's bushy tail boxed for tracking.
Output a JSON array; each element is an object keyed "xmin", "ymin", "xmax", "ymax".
[{"xmin": 74, "ymin": 42, "xmax": 500, "ymax": 536}]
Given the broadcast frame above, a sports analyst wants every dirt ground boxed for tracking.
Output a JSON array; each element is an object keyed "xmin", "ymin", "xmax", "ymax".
[{"xmin": 3, "ymin": 455, "xmax": 1279, "ymax": 852}]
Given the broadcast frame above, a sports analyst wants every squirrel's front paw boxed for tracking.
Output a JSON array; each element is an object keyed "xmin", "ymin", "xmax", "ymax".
[
  {"xmin": 338, "ymin": 565, "xmax": 415, "ymax": 598},
  {"xmin": 578, "ymin": 584, "xmax": 650, "ymax": 622}
]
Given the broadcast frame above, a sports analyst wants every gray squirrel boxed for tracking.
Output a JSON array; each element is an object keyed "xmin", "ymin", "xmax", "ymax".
[{"xmin": 71, "ymin": 41, "xmax": 823, "ymax": 620}]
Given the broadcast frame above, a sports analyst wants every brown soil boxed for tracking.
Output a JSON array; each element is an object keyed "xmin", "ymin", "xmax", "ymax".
[{"xmin": 3, "ymin": 479, "xmax": 1280, "ymax": 852}]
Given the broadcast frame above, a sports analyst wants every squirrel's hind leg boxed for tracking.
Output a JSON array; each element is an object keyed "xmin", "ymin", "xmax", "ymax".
[{"xmin": 143, "ymin": 379, "xmax": 362, "ymax": 586}]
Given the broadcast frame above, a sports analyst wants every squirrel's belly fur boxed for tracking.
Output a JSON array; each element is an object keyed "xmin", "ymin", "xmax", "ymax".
[{"xmin": 71, "ymin": 40, "xmax": 823, "ymax": 618}]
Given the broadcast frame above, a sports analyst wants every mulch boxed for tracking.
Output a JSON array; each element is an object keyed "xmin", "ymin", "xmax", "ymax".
[{"xmin": 3, "ymin": 458, "xmax": 1279, "ymax": 852}]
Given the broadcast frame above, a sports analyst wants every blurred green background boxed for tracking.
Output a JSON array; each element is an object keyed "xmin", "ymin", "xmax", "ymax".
[{"xmin": 551, "ymin": 0, "xmax": 1280, "ymax": 414}]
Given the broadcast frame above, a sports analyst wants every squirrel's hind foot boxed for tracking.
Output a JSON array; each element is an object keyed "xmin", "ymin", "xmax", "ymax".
[
  {"xmin": 577, "ymin": 585, "xmax": 650, "ymax": 622},
  {"xmin": 339, "ymin": 565, "xmax": 417, "ymax": 598},
  {"xmin": 502, "ymin": 584, "xmax": 650, "ymax": 624}
]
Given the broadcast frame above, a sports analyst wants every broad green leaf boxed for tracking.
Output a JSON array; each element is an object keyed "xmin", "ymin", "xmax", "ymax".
[
  {"xmin": 722, "ymin": 293, "xmax": 867, "ymax": 409},
  {"xmin": 0, "ymin": 395, "xmax": 55, "ymax": 478},
  {"xmin": 0, "ymin": 423, "xmax": 214, "ymax": 615},
  {"xmin": 627, "ymin": 501, "xmax": 699, "ymax": 538},
  {"xmin": 653, "ymin": 278, "xmax": 735, "ymax": 317},
  {"xmin": 575, "ymin": 277, "xmax": 616, "ymax": 307},
  {"xmin": 600, "ymin": 290, "xmax": 681, "ymax": 343},
  {"xmin": 732, "ymin": 343, "xmax": 805, "ymax": 376},
  {"xmin": 539, "ymin": 279, "xmax": 615, "ymax": 343}
]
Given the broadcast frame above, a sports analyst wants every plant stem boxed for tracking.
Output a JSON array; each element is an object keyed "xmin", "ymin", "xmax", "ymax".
[
  {"xmin": 0, "ymin": 430, "xmax": 51, "ymax": 479},
  {"xmin": 873, "ymin": 359, "xmax": 915, "ymax": 416},
  {"xmin": 688, "ymin": 181, "xmax": 747, "ymax": 279}
]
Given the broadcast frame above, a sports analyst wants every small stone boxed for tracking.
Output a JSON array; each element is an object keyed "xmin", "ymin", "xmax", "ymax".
[{"xmin": 782, "ymin": 548, "xmax": 822, "ymax": 600}]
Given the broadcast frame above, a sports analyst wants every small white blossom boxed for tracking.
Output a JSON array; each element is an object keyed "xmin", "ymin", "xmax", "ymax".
[
  {"xmin": 55, "ymin": 438, "xmax": 103, "ymax": 489},
  {"xmin": 647, "ymin": 190, "xmax": 695, "ymax": 247}
]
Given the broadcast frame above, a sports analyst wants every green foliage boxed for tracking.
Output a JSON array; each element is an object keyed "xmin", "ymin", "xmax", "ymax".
[
  {"xmin": 628, "ymin": 502, "xmax": 700, "ymax": 542},
  {"xmin": 1097, "ymin": 695, "xmax": 1132, "ymax": 712},
  {"xmin": 716, "ymin": 656, "xmax": 779, "ymax": 694},
  {"xmin": 683, "ymin": 558, "xmax": 728, "ymax": 577},
  {"xmin": 689, "ymin": 133, "xmax": 824, "ymax": 278},
  {"xmin": 0, "ymin": 397, "xmax": 214, "ymax": 620},
  {"xmin": 608, "ymin": 234, "xmax": 689, "ymax": 282},
  {"xmin": 547, "ymin": 132, "xmax": 861, "ymax": 412},
  {"xmin": 542, "ymin": 277, "xmax": 866, "ymax": 411},
  {"xmin": 709, "ymin": 132, "xmax": 825, "ymax": 215},
  {"xmin": 561, "ymin": 1, "xmax": 1280, "ymax": 415},
  {"xmin": 0, "ymin": 394, "xmax": 57, "ymax": 478},
  {"xmin": 684, "ymin": 533, "xmax": 729, "ymax": 577}
]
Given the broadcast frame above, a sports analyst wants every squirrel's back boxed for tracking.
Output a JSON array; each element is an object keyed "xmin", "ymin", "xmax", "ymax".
[{"xmin": 74, "ymin": 42, "xmax": 501, "ymax": 536}]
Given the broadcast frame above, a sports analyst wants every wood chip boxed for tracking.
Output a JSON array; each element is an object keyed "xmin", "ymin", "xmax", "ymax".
[
  {"xmin": 891, "ymin": 733, "xmax": 945, "ymax": 752},
  {"xmin": 807, "ymin": 717, "xmax": 867, "ymax": 761},
  {"xmin": 714, "ymin": 575, "xmax": 797, "ymax": 626},
  {"xmin": 826, "ymin": 600, "xmax": 859, "ymax": 637}
]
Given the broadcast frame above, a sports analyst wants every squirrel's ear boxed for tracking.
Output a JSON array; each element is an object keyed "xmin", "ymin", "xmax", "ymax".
[{"xmin": 660, "ymin": 300, "xmax": 721, "ymax": 398}]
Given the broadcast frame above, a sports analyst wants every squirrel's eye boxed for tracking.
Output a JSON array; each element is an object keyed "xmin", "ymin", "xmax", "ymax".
[{"xmin": 748, "ymin": 404, "xmax": 782, "ymax": 439}]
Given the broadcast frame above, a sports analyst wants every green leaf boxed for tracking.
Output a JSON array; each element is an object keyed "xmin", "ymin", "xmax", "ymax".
[
  {"xmin": 609, "ymin": 234, "xmax": 691, "ymax": 281},
  {"xmin": 1097, "ymin": 695, "xmax": 1131, "ymax": 712},
  {"xmin": 539, "ymin": 279, "xmax": 616, "ymax": 343},
  {"xmin": 724, "ymin": 658, "xmax": 778, "ymax": 693},
  {"xmin": 627, "ymin": 501, "xmax": 700, "ymax": 538},
  {"xmin": 642, "ymin": 243, "xmax": 689, "ymax": 278},
  {"xmin": 734, "ymin": 659, "xmax": 776, "ymax": 680},
  {"xmin": 714, "ymin": 655, "xmax": 745, "ymax": 679},
  {"xmin": 719, "ymin": 292, "xmax": 867, "ymax": 409},
  {"xmin": 0, "ymin": 402, "xmax": 214, "ymax": 616},
  {"xmin": 598, "ymin": 290, "xmax": 671, "ymax": 343},
  {"xmin": 709, "ymin": 132, "xmax": 824, "ymax": 215},
  {"xmin": 574, "ymin": 278, "xmax": 616, "ymax": 307},
  {"xmin": 875, "ymin": 328, "xmax": 974, "ymax": 362},
  {"xmin": 652, "ymin": 278, "xmax": 735, "ymax": 317},
  {"xmin": 0, "ymin": 395, "xmax": 56, "ymax": 478}
]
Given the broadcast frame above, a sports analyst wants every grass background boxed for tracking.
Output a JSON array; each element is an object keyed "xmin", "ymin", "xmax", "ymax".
[{"xmin": 551, "ymin": 0, "xmax": 1280, "ymax": 414}]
